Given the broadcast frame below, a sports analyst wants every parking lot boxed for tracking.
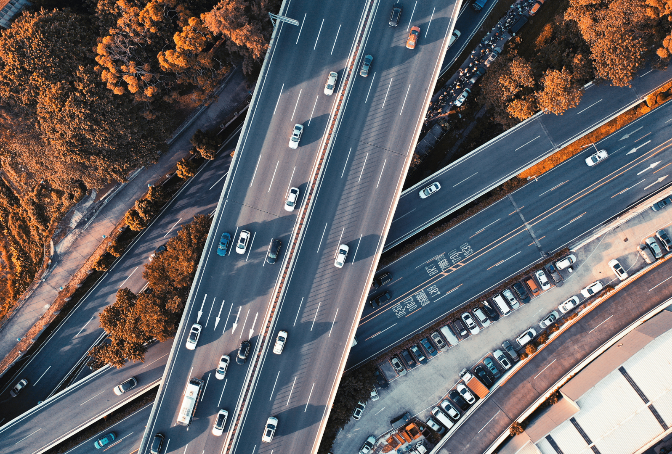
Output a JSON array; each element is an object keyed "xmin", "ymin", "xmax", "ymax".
[{"xmin": 332, "ymin": 191, "xmax": 672, "ymax": 454}]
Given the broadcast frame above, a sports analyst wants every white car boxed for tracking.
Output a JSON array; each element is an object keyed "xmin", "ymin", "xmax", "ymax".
[
  {"xmin": 236, "ymin": 230, "xmax": 251, "ymax": 254},
  {"xmin": 334, "ymin": 244, "xmax": 349, "ymax": 268},
  {"xmin": 581, "ymin": 281, "xmax": 603, "ymax": 298},
  {"xmin": 539, "ymin": 311, "xmax": 559, "ymax": 329},
  {"xmin": 556, "ymin": 254, "xmax": 576, "ymax": 270},
  {"xmin": 585, "ymin": 149, "xmax": 608, "ymax": 166},
  {"xmin": 535, "ymin": 269, "xmax": 551, "ymax": 291},
  {"xmin": 419, "ymin": 182, "xmax": 441, "ymax": 199},
  {"xmin": 461, "ymin": 312, "xmax": 480, "ymax": 335},
  {"xmin": 215, "ymin": 355, "xmax": 230, "ymax": 380},
  {"xmin": 288, "ymin": 124, "xmax": 303, "ymax": 149},
  {"xmin": 608, "ymin": 259, "xmax": 628, "ymax": 281},
  {"xmin": 212, "ymin": 409, "xmax": 228, "ymax": 436},
  {"xmin": 353, "ymin": 401, "xmax": 366, "ymax": 420},
  {"xmin": 370, "ymin": 387, "xmax": 379, "ymax": 401},
  {"xmin": 454, "ymin": 88, "xmax": 471, "ymax": 107},
  {"xmin": 359, "ymin": 435, "xmax": 376, "ymax": 454},
  {"xmin": 273, "ymin": 331, "xmax": 288, "ymax": 354},
  {"xmin": 324, "ymin": 71, "xmax": 338, "ymax": 95},
  {"xmin": 449, "ymin": 29, "xmax": 461, "ymax": 47},
  {"xmin": 185, "ymin": 323, "xmax": 202, "ymax": 350},
  {"xmin": 516, "ymin": 328, "xmax": 537, "ymax": 347},
  {"xmin": 472, "ymin": 307, "xmax": 491, "ymax": 327},
  {"xmin": 262, "ymin": 416, "xmax": 278, "ymax": 443},
  {"xmin": 440, "ymin": 399, "xmax": 461, "ymax": 420},
  {"xmin": 558, "ymin": 296, "xmax": 580, "ymax": 313},
  {"xmin": 284, "ymin": 187, "xmax": 299, "ymax": 212},
  {"xmin": 493, "ymin": 350, "xmax": 512, "ymax": 370},
  {"xmin": 456, "ymin": 383, "xmax": 476, "ymax": 404}
]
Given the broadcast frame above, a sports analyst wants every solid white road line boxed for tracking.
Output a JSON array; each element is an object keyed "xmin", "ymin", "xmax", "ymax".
[
  {"xmin": 377, "ymin": 159, "xmax": 387, "ymax": 188},
  {"xmin": 142, "ymin": 353, "xmax": 169, "ymax": 369},
  {"xmin": 314, "ymin": 19, "xmax": 324, "ymax": 50},
  {"xmin": 317, "ymin": 223, "xmax": 328, "ymax": 253},
  {"xmin": 399, "ymin": 85, "xmax": 411, "ymax": 115},
  {"xmin": 286, "ymin": 376, "xmax": 297, "ymax": 405},
  {"xmin": 359, "ymin": 153, "xmax": 369, "ymax": 182},
  {"xmin": 328, "ymin": 308, "xmax": 339, "ymax": 337},
  {"xmin": 381, "ymin": 78, "xmax": 392, "ymax": 109},
  {"xmin": 75, "ymin": 316, "xmax": 94, "ymax": 338},
  {"xmin": 34, "ymin": 366, "xmax": 51, "ymax": 385},
  {"xmin": 273, "ymin": 83, "xmax": 284, "ymax": 116},
  {"xmin": 305, "ymin": 383, "xmax": 315, "ymax": 412},
  {"xmin": 330, "ymin": 24, "xmax": 341, "ymax": 55},
  {"xmin": 407, "ymin": 1, "xmax": 417, "ymax": 30},
  {"xmin": 364, "ymin": 73, "xmax": 376, "ymax": 103},
  {"xmin": 270, "ymin": 371, "xmax": 281, "ymax": 400},
  {"xmin": 295, "ymin": 13, "xmax": 306, "ymax": 44},
  {"xmin": 229, "ymin": 227, "xmax": 239, "ymax": 255},
  {"xmin": 245, "ymin": 232, "xmax": 256, "ymax": 261},
  {"xmin": 425, "ymin": 7, "xmax": 435, "ymax": 36},
  {"xmin": 249, "ymin": 312, "xmax": 258, "ymax": 338},
  {"xmin": 119, "ymin": 266, "xmax": 138, "ymax": 288},
  {"xmin": 308, "ymin": 96, "xmax": 319, "ymax": 126},
  {"xmin": 164, "ymin": 218, "xmax": 182, "ymax": 237},
  {"xmin": 293, "ymin": 297, "xmax": 304, "ymax": 326},
  {"xmin": 311, "ymin": 302, "xmax": 321, "ymax": 331},
  {"xmin": 291, "ymin": 89, "xmax": 302, "ymax": 121},
  {"xmin": 268, "ymin": 161, "xmax": 280, "ymax": 192},
  {"xmin": 342, "ymin": 148, "xmax": 352, "ymax": 178}
]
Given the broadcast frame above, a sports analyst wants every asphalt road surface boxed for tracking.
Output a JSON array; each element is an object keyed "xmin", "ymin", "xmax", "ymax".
[
  {"xmin": 0, "ymin": 340, "xmax": 170, "ymax": 454},
  {"xmin": 439, "ymin": 252, "xmax": 672, "ymax": 453},
  {"xmin": 140, "ymin": 0, "xmax": 460, "ymax": 453},
  {"xmin": 384, "ymin": 62, "xmax": 672, "ymax": 250},
  {"xmin": 349, "ymin": 97, "xmax": 672, "ymax": 369}
]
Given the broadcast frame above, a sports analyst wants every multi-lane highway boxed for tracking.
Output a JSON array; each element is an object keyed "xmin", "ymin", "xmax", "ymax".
[
  {"xmin": 384, "ymin": 62, "xmax": 672, "ymax": 250},
  {"xmin": 349, "ymin": 97, "xmax": 672, "ymax": 368},
  {"xmin": 140, "ymin": 0, "xmax": 460, "ymax": 452}
]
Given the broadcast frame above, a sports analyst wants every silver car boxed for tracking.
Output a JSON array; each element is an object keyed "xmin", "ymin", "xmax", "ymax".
[
  {"xmin": 535, "ymin": 269, "xmax": 551, "ymax": 290},
  {"xmin": 360, "ymin": 55, "xmax": 373, "ymax": 77},
  {"xmin": 539, "ymin": 311, "xmax": 559, "ymax": 328},
  {"xmin": 461, "ymin": 312, "xmax": 480, "ymax": 335},
  {"xmin": 472, "ymin": 307, "xmax": 491, "ymax": 327},
  {"xmin": 646, "ymin": 237, "xmax": 663, "ymax": 259}
]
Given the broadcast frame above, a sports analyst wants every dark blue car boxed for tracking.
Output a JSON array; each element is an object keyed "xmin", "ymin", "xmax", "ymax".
[{"xmin": 217, "ymin": 233, "xmax": 231, "ymax": 256}]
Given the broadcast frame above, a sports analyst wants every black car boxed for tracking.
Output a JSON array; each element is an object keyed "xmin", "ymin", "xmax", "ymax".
[
  {"xmin": 652, "ymin": 196, "xmax": 672, "ymax": 211},
  {"xmin": 371, "ymin": 291, "xmax": 391, "ymax": 307},
  {"xmin": 400, "ymin": 349, "xmax": 417, "ymax": 369},
  {"xmin": 388, "ymin": 6, "xmax": 402, "ymax": 26},
  {"xmin": 453, "ymin": 319, "xmax": 468, "ymax": 337},
  {"xmin": 374, "ymin": 368, "xmax": 389, "ymax": 388},
  {"xmin": 266, "ymin": 238, "xmax": 282, "ymax": 264},
  {"xmin": 512, "ymin": 282, "xmax": 531, "ymax": 303},
  {"xmin": 371, "ymin": 272, "xmax": 392, "ymax": 291},
  {"xmin": 420, "ymin": 338, "xmax": 437, "ymax": 357},
  {"xmin": 150, "ymin": 433, "xmax": 164, "ymax": 454},
  {"xmin": 410, "ymin": 345, "xmax": 428, "ymax": 365},
  {"xmin": 482, "ymin": 302, "xmax": 499, "ymax": 321},
  {"xmin": 449, "ymin": 390, "xmax": 470, "ymax": 411},
  {"xmin": 236, "ymin": 341, "xmax": 251, "ymax": 364},
  {"xmin": 474, "ymin": 365, "xmax": 494, "ymax": 388},
  {"xmin": 658, "ymin": 230, "xmax": 672, "ymax": 251},
  {"xmin": 484, "ymin": 357, "xmax": 501, "ymax": 378}
]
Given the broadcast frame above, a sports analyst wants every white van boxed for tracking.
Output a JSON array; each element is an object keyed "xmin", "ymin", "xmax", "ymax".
[
  {"xmin": 431, "ymin": 407, "xmax": 454, "ymax": 430},
  {"xmin": 440, "ymin": 325, "xmax": 459, "ymax": 346},
  {"xmin": 492, "ymin": 294, "xmax": 512, "ymax": 316}
]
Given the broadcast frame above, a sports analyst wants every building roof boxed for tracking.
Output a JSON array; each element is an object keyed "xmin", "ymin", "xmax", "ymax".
[{"xmin": 524, "ymin": 396, "xmax": 580, "ymax": 443}]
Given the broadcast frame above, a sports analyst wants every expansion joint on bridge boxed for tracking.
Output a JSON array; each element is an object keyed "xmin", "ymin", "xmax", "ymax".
[{"xmin": 507, "ymin": 194, "xmax": 546, "ymax": 258}]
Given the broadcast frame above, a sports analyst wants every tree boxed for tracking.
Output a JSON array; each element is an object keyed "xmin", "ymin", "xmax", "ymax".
[
  {"xmin": 177, "ymin": 158, "xmax": 198, "ymax": 178},
  {"xmin": 536, "ymin": 68, "xmax": 583, "ymax": 115},
  {"xmin": 190, "ymin": 129, "xmax": 220, "ymax": 159},
  {"xmin": 125, "ymin": 208, "xmax": 147, "ymax": 231}
]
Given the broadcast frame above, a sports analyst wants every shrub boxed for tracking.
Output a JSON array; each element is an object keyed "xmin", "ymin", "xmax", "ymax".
[
  {"xmin": 536, "ymin": 332, "xmax": 549, "ymax": 345},
  {"xmin": 520, "ymin": 352, "xmax": 528, "ymax": 360},
  {"xmin": 510, "ymin": 422, "xmax": 524, "ymax": 436},
  {"xmin": 525, "ymin": 344, "xmax": 537, "ymax": 355}
]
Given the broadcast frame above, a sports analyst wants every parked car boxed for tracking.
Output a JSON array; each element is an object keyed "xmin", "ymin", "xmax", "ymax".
[
  {"xmin": 651, "ymin": 196, "xmax": 672, "ymax": 211},
  {"xmin": 400, "ymin": 349, "xmax": 417, "ymax": 369},
  {"xmin": 516, "ymin": 328, "xmax": 537, "ymax": 347},
  {"xmin": 484, "ymin": 49, "xmax": 499, "ymax": 67},
  {"xmin": 556, "ymin": 254, "xmax": 576, "ymax": 270},
  {"xmin": 546, "ymin": 263, "xmax": 563, "ymax": 283},
  {"xmin": 419, "ymin": 182, "xmax": 441, "ymax": 199},
  {"xmin": 359, "ymin": 435, "xmax": 376, "ymax": 454},
  {"xmin": 185, "ymin": 323, "xmax": 202, "ymax": 350},
  {"xmin": 10, "ymin": 378, "xmax": 28, "ymax": 397},
  {"xmin": 215, "ymin": 355, "xmax": 230, "ymax": 379},
  {"xmin": 581, "ymin": 281, "xmax": 603, "ymax": 298},
  {"xmin": 426, "ymin": 417, "xmax": 446, "ymax": 435},
  {"xmin": 406, "ymin": 26, "xmax": 421, "ymax": 49},
  {"xmin": 374, "ymin": 369, "xmax": 389, "ymax": 388},
  {"xmin": 410, "ymin": 344, "xmax": 428, "ymax": 365},
  {"xmin": 484, "ymin": 357, "xmax": 500, "ymax": 378},
  {"xmin": 558, "ymin": 295, "xmax": 580, "ymax": 313},
  {"xmin": 324, "ymin": 71, "xmax": 338, "ymax": 95},
  {"xmin": 461, "ymin": 312, "xmax": 480, "ymax": 335},
  {"xmin": 502, "ymin": 340, "xmax": 519, "ymax": 361},
  {"xmin": 474, "ymin": 365, "xmax": 494, "ymax": 388},
  {"xmin": 440, "ymin": 399, "xmax": 461, "ymax": 420},
  {"xmin": 236, "ymin": 340, "xmax": 251, "ymax": 364},
  {"xmin": 512, "ymin": 282, "xmax": 530, "ymax": 303},
  {"xmin": 217, "ymin": 233, "xmax": 231, "ymax": 256},
  {"xmin": 390, "ymin": 355, "xmax": 407, "ymax": 376},
  {"xmin": 502, "ymin": 289, "xmax": 520, "ymax": 309},
  {"xmin": 493, "ymin": 349, "xmax": 512, "ymax": 370},
  {"xmin": 288, "ymin": 123, "xmax": 303, "ymax": 149},
  {"xmin": 608, "ymin": 259, "xmax": 628, "ymax": 281},
  {"xmin": 430, "ymin": 331, "xmax": 447, "ymax": 350},
  {"xmin": 529, "ymin": 0, "xmax": 544, "ymax": 15},
  {"xmin": 482, "ymin": 302, "xmax": 500, "ymax": 320},
  {"xmin": 585, "ymin": 149, "xmax": 608, "ymax": 166},
  {"xmin": 113, "ymin": 377, "xmax": 138, "ymax": 395},
  {"xmin": 236, "ymin": 230, "xmax": 251, "ymax": 254},
  {"xmin": 388, "ymin": 5, "xmax": 402, "ymax": 26},
  {"xmin": 360, "ymin": 55, "xmax": 373, "ymax": 77},
  {"xmin": 370, "ymin": 387, "xmax": 380, "ymax": 401},
  {"xmin": 371, "ymin": 271, "xmax": 392, "ymax": 291},
  {"xmin": 646, "ymin": 237, "xmax": 664, "ymax": 259},
  {"xmin": 639, "ymin": 243, "xmax": 656, "ymax": 263},
  {"xmin": 353, "ymin": 401, "xmax": 366, "ymax": 420},
  {"xmin": 453, "ymin": 319, "xmax": 469, "ymax": 337},
  {"xmin": 658, "ymin": 230, "xmax": 672, "ymax": 251},
  {"xmin": 454, "ymin": 88, "xmax": 471, "ymax": 107},
  {"xmin": 539, "ymin": 311, "xmax": 559, "ymax": 328},
  {"xmin": 449, "ymin": 390, "xmax": 470, "ymax": 411},
  {"xmin": 456, "ymin": 383, "xmax": 476, "ymax": 404},
  {"xmin": 472, "ymin": 307, "xmax": 491, "ymax": 327},
  {"xmin": 535, "ymin": 269, "xmax": 551, "ymax": 291},
  {"xmin": 95, "ymin": 433, "xmax": 116, "ymax": 449},
  {"xmin": 420, "ymin": 338, "xmax": 438, "ymax": 357},
  {"xmin": 284, "ymin": 187, "xmax": 300, "ymax": 211}
]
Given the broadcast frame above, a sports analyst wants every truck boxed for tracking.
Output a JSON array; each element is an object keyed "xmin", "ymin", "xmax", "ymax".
[
  {"xmin": 471, "ymin": 0, "xmax": 488, "ymax": 11},
  {"xmin": 460, "ymin": 369, "xmax": 489, "ymax": 399}
]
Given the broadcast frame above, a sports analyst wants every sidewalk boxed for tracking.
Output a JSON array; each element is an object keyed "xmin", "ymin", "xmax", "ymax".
[
  {"xmin": 0, "ymin": 67, "xmax": 249, "ymax": 367},
  {"xmin": 331, "ymin": 191, "xmax": 672, "ymax": 454}
]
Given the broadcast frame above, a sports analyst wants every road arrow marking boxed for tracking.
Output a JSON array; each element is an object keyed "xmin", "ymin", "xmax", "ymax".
[
  {"xmin": 637, "ymin": 161, "xmax": 661, "ymax": 175},
  {"xmin": 214, "ymin": 299, "xmax": 225, "ymax": 329},
  {"xmin": 249, "ymin": 312, "xmax": 259, "ymax": 339},
  {"xmin": 619, "ymin": 126, "xmax": 643, "ymax": 140},
  {"xmin": 645, "ymin": 175, "xmax": 668, "ymax": 190},
  {"xmin": 626, "ymin": 140, "xmax": 651, "ymax": 154},
  {"xmin": 197, "ymin": 294, "xmax": 206, "ymax": 323},
  {"xmin": 231, "ymin": 306, "xmax": 241, "ymax": 333}
]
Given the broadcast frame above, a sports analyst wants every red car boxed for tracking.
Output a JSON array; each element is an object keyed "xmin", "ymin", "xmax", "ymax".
[{"xmin": 406, "ymin": 26, "xmax": 420, "ymax": 49}]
